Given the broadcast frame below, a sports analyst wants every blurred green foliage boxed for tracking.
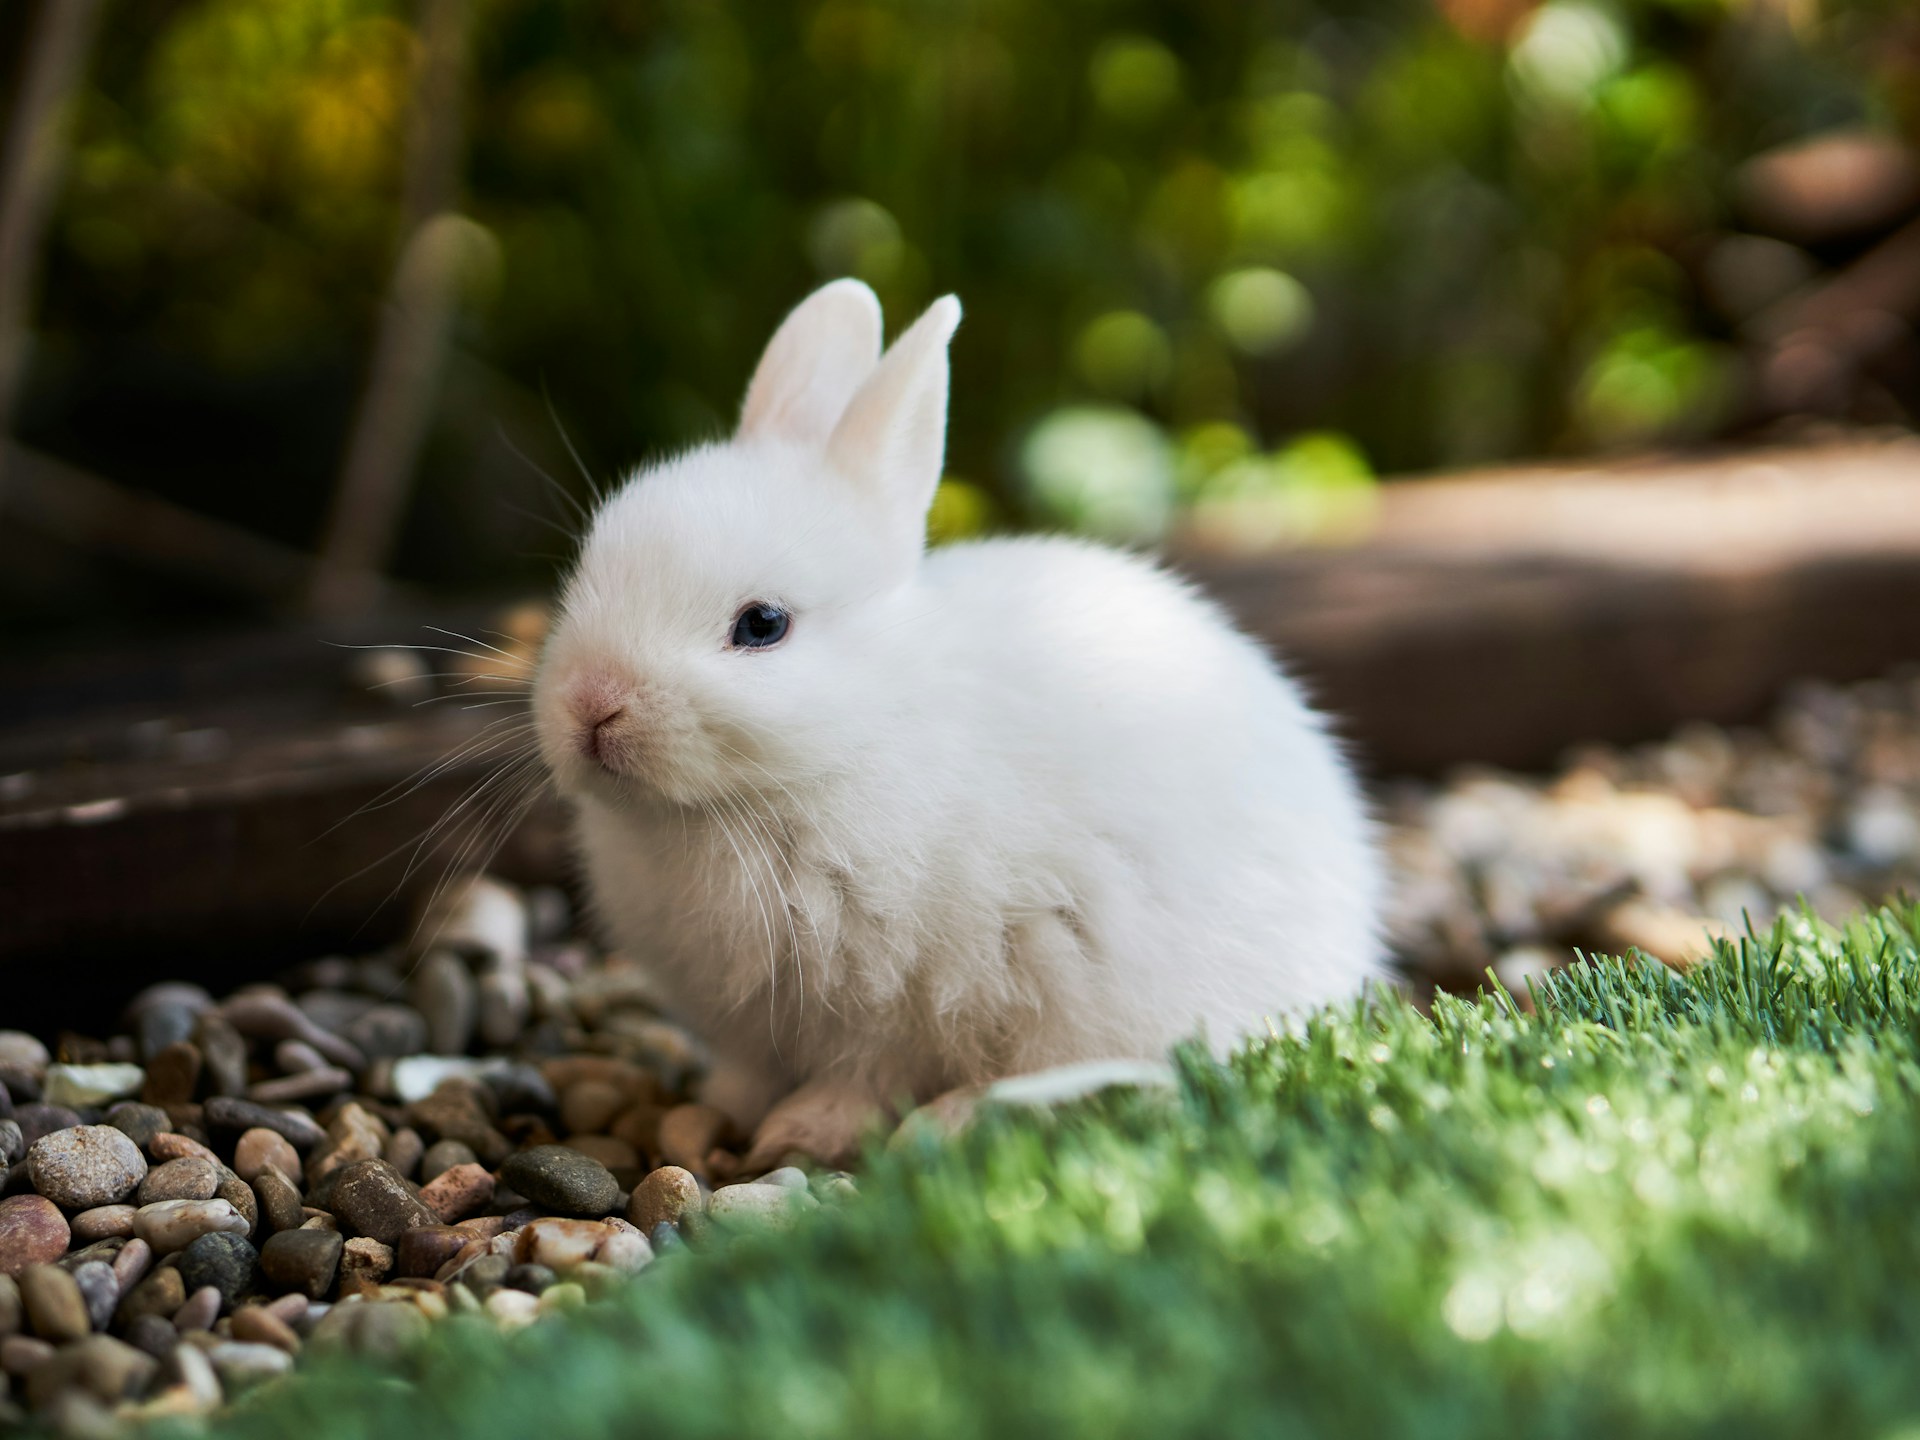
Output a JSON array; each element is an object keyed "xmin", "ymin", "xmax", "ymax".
[{"xmin": 16, "ymin": 0, "xmax": 1915, "ymax": 586}]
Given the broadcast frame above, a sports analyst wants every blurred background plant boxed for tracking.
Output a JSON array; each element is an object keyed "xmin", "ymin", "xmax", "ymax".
[{"xmin": 2, "ymin": 0, "xmax": 1917, "ymax": 638}]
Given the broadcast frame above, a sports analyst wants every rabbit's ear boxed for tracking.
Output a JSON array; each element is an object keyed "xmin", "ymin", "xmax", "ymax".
[
  {"xmin": 739, "ymin": 280, "xmax": 884, "ymax": 444},
  {"xmin": 827, "ymin": 295, "xmax": 961, "ymax": 540}
]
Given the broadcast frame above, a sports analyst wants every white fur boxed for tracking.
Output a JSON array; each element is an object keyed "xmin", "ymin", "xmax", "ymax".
[{"xmin": 534, "ymin": 281, "xmax": 1384, "ymax": 1161}]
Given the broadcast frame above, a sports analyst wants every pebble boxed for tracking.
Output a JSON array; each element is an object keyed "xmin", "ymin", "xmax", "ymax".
[
  {"xmin": 0, "ymin": 1122, "xmax": 20, "ymax": 1168},
  {"xmin": 247, "ymin": 1069, "xmax": 353, "ymax": 1105},
  {"xmin": 140, "ymin": 1043, "xmax": 202, "ymax": 1107},
  {"xmin": 330, "ymin": 1160, "xmax": 436, "ymax": 1244},
  {"xmin": 657, "ymin": 1104, "xmax": 729, "ymax": 1173},
  {"xmin": 57, "ymin": 1334, "xmax": 158, "ymax": 1405},
  {"xmin": 12, "ymin": 1103, "xmax": 83, "ymax": 1147},
  {"xmin": 514, "ymin": 1218, "xmax": 611, "ymax": 1271},
  {"xmin": 258, "ymin": 1230, "xmax": 341, "ymax": 1299},
  {"xmin": 251, "ymin": 1166, "xmax": 305, "ymax": 1234},
  {"xmin": 20, "ymin": 1263, "xmax": 90, "ymax": 1342},
  {"xmin": 133, "ymin": 1001, "xmax": 202, "ymax": 1065},
  {"xmin": 414, "ymin": 951, "xmax": 478, "ymax": 1055},
  {"xmin": 0, "ymin": 1273, "xmax": 17, "ymax": 1334},
  {"xmin": 68, "ymin": 1206, "xmax": 135, "ymax": 1244},
  {"xmin": 417, "ymin": 1162, "xmax": 493, "ymax": 1223},
  {"xmin": 419, "ymin": 1139, "xmax": 478, "ymax": 1182},
  {"xmin": 138, "ymin": 1157, "xmax": 221, "ymax": 1205},
  {"xmin": 230, "ymin": 1305, "xmax": 301, "ymax": 1354},
  {"xmin": 594, "ymin": 1227, "xmax": 652, "ymax": 1274},
  {"xmin": 42, "ymin": 1064, "xmax": 145, "ymax": 1109},
  {"xmin": 395, "ymin": 1226, "xmax": 469, "ymax": 1279},
  {"xmin": 628, "ymin": 1165, "xmax": 702, "ymax": 1233},
  {"xmin": 391, "ymin": 1057, "xmax": 511, "ymax": 1106},
  {"xmin": 306, "ymin": 1103, "xmax": 389, "ymax": 1190},
  {"xmin": 343, "ymin": 1005, "xmax": 429, "ymax": 1061},
  {"xmin": 382, "ymin": 1126, "xmax": 425, "ymax": 1180},
  {"xmin": 125, "ymin": 1314, "xmax": 180, "ymax": 1360},
  {"xmin": 208, "ymin": 1340, "xmax": 292, "ymax": 1391},
  {"xmin": 133, "ymin": 1199, "xmax": 250, "ymax": 1254},
  {"xmin": 339, "ymin": 1237, "xmax": 395, "ymax": 1291},
  {"xmin": 193, "ymin": 1016, "xmax": 249, "ymax": 1098},
  {"xmin": 484, "ymin": 1287, "xmax": 539, "ymax": 1328},
  {"xmin": 160, "ymin": 1340, "xmax": 219, "ymax": 1404},
  {"xmin": 706, "ymin": 1182, "xmax": 819, "ymax": 1233},
  {"xmin": 109, "ymin": 1238, "xmax": 152, "ymax": 1293},
  {"xmin": 217, "ymin": 1171, "xmax": 259, "ymax": 1238},
  {"xmin": 232, "ymin": 1128, "xmax": 301, "ymax": 1185},
  {"xmin": 220, "ymin": 994, "xmax": 365, "ymax": 1071},
  {"xmin": 2, "ymin": 1333, "xmax": 56, "ymax": 1375},
  {"xmin": 502, "ymin": 1262, "xmax": 555, "ymax": 1295},
  {"xmin": 103, "ymin": 1103, "xmax": 169, "ymax": 1150},
  {"xmin": 757, "ymin": 1166, "xmax": 811, "ymax": 1192},
  {"xmin": 114, "ymin": 1266, "xmax": 185, "ymax": 1326},
  {"xmin": 202, "ymin": 1098, "xmax": 325, "ymax": 1151},
  {"xmin": 408, "ymin": 1079, "xmax": 501, "ymax": 1154},
  {"xmin": 308, "ymin": 1298, "xmax": 427, "ymax": 1354},
  {"xmin": 0, "ymin": 1196, "xmax": 70, "ymax": 1275},
  {"xmin": 27, "ymin": 1126, "xmax": 147, "ymax": 1210},
  {"xmin": 0, "ymin": 1036, "xmax": 49, "ymax": 1082},
  {"xmin": 149, "ymin": 1132, "xmax": 222, "ymax": 1164},
  {"xmin": 71, "ymin": 1263, "xmax": 117, "ymax": 1332},
  {"xmin": 179, "ymin": 1232, "xmax": 256, "ymax": 1309},
  {"xmin": 478, "ymin": 972, "xmax": 532, "ymax": 1049},
  {"xmin": 171, "ymin": 1285, "xmax": 222, "ymax": 1332},
  {"xmin": 499, "ymin": 1145, "xmax": 619, "ymax": 1217},
  {"xmin": 272, "ymin": 1039, "xmax": 331, "ymax": 1075}
]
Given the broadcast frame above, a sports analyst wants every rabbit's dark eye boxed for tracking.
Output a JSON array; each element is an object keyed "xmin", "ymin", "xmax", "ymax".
[{"xmin": 730, "ymin": 602, "xmax": 791, "ymax": 650}]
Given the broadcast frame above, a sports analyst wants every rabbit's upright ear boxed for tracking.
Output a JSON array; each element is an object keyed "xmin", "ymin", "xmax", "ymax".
[
  {"xmin": 739, "ymin": 280, "xmax": 884, "ymax": 444},
  {"xmin": 827, "ymin": 295, "xmax": 961, "ymax": 546}
]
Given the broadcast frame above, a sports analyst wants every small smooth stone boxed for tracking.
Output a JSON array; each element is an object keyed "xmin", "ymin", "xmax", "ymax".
[
  {"xmin": 179, "ymin": 1232, "xmax": 256, "ymax": 1309},
  {"xmin": 381, "ymin": 1127, "xmax": 425, "ymax": 1180},
  {"xmin": 1, "ymin": 1333, "xmax": 55, "ymax": 1375},
  {"xmin": 394, "ymin": 1226, "xmax": 468, "ymax": 1279},
  {"xmin": 628, "ymin": 1166, "xmax": 701, "ymax": 1233},
  {"xmin": 294, "ymin": 989, "xmax": 373, "ymax": 1035},
  {"xmin": 0, "ymin": 1122, "xmax": 20, "ymax": 1167},
  {"xmin": 115, "ymin": 1266, "xmax": 185, "ymax": 1325},
  {"xmin": 564, "ymin": 1134, "xmax": 640, "ymax": 1176},
  {"xmin": 391, "ymin": 1057, "xmax": 511, "ymax": 1107},
  {"xmin": 262, "ymin": 1292, "xmax": 307, "ymax": 1324},
  {"xmin": 20, "ymin": 1264, "xmax": 89, "ymax": 1342},
  {"xmin": 0, "ymin": 1196, "xmax": 70, "ymax": 1275},
  {"xmin": 26, "ymin": 1126, "xmax": 147, "ymax": 1208},
  {"xmin": 513, "ymin": 1218, "xmax": 610, "ymax": 1271},
  {"xmin": 449, "ymin": 1252, "xmax": 509, "ymax": 1294},
  {"xmin": 0, "ymin": 1036, "xmax": 49, "ymax": 1080},
  {"xmin": 560, "ymin": 1080, "xmax": 624, "ymax": 1136},
  {"xmin": 219, "ymin": 994, "xmax": 364, "ymax": 1071},
  {"xmin": 656, "ymin": 1105, "xmax": 728, "ymax": 1174},
  {"xmin": 272, "ymin": 1039, "xmax": 329, "ymax": 1075},
  {"xmin": 11, "ymin": 1104, "xmax": 82, "ymax": 1148},
  {"xmin": 137, "ymin": 1157, "xmax": 219, "ymax": 1206},
  {"xmin": 207, "ymin": 1340, "xmax": 292, "ymax": 1391},
  {"xmin": 70, "ymin": 1263, "xmax": 116, "ymax": 1333},
  {"xmin": 124, "ymin": 1314, "xmax": 179, "ymax": 1360},
  {"xmin": 171, "ymin": 1285, "xmax": 221, "ymax": 1333},
  {"xmin": 407, "ymin": 1079, "xmax": 499, "ymax": 1150},
  {"xmin": 201, "ymin": 1098, "xmax": 324, "ymax": 1151},
  {"xmin": 110, "ymin": 1238, "xmax": 152, "ymax": 1293},
  {"xmin": 214, "ymin": 1174, "xmax": 258, "ymax": 1238},
  {"xmin": 330, "ymin": 1160, "xmax": 436, "ymax": 1244},
  {"xmin": 42, "ymin": 1066, "xmax": 144, "ymax": 1110},
  {"xmin": 413, "ymin": 952, "xmax": 478, "ymax": 1056},
  {"xmin": 257, "ymin": 1230, "xmax": 341, "ymax": 1300},
  {"xmin": 148, "ymin": 1133, "xmax": 220, "ymax": 1166},
  {"xmin": 339, "ymin": 1237, "xmax": 394, "ymax": 1293},
  {"xmin": 499, "ymin": 1145, "xmax": 619, "ymax": 1218},
  {"xmin": 485, "ymin": 1287, "xmax": 538, "ymax": 1328},
  {"xmin": 102, "ymin": 1104, "xmax": 168, "ymax": 1151},
  {"xmin": 309, "ymin": 1298, "xmax": 427, "ymax": 1355},
  {"xmin": 232, "ymin": 1129, "xmax": 301, "ymax": 1185},
  {"xmin": 230, "ymin": 1305, "xmax": 300, "ymax": 1353},
  {"xmin": 65, "ymin": 1333, "xmax": 159, "ymax": 1404},
  {"xmin": 536, "ymin": 1280, "xmax": 586, "ymax": 1316},
  {"xmin": 68, "ymin": 1207, "xmax": 135, "ymax": 1244},
  {"xmin": 342, "ymin": 1005, "xmax": 428, "ymax": 1061},
  {"xmin": 417, "ymin": 1162, "xmax": 492, "ymax": 1223},
  {"xmin": 419, "ymin": 1140, "xmax": 478, "ymax": 1183},
  {"xmin": 648, "ymin": 1221, "xmax": 684, "ymax": 1255},
  {"xmin": 192, "ymin": 1016, "xmax": 248, "ymax": 1098},
  {"xmin": 593, "ymin": 1228, "xmax": 652, "ymax": 1274},
  {"xmin": 502, "ymin": 1262, "xmax": 554, "ymax": 1295},
  {"xmin": 140, "ymin": 1044, "xmax": 203, "ymax": 1107},
  {"xmin": 247, "ymin": 1069, "xmax": 353, "ymax": 1105},
  {"xmin": 133, "ymin": 1199, "xmax": 249, "ymax": 1254},
  {"xmin": 251, "ymin": 1167, "xmax": 304, "ymax": 1235},
  {"xmin": 159, "ymin": 1339, "xmax": 218, "ymax": 1405},
  {"xmin": 707, "ymin": 1182, "xmax": 818, "ymax": 1233},
  {"xmin": 134, "ymin": 1004, "xmax": 200, "ymax": 1065},
  {"xmin": 305, "ymin": 1103, "xmax": 390, "ymax": 1191},
  {"xmin": 757, "ymin": 1166, "xmax": 811, "ymax": 1192}
]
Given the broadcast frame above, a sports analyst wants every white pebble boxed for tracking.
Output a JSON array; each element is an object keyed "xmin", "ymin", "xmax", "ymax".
[
  {"xmin": 42, "ymin": 1063, "xmax": 145, "ymax": 1108},
  {"xmin": 133, "ymin": 1199, "xmax": 250, "ymax": 1254}
]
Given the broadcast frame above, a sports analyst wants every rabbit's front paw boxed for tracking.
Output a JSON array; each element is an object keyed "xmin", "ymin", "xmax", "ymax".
[{"xmin": 745, "ymin": 1079, "xmax": 885, "ymax": 1169}]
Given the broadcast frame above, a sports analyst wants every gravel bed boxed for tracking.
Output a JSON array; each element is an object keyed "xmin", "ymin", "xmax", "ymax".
[
  {"xmin": 0, "ymin": 877, "xmax": 843, "ymax": 1432},
  {"xmin": 1386, "ymin": 668, "xmax": 1920, "ymax": 993}
]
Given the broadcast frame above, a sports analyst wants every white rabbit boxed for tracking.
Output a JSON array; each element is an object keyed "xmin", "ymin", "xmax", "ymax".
[{"xmin": 533, "ymin": 279, "xmax": 1384, "ymax": 1166}]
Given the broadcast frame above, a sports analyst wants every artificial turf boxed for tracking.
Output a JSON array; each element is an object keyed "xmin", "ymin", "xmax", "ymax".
[{"xmin": 182, "ymin": 904, "xmax": 1920, "ymax": 1439}]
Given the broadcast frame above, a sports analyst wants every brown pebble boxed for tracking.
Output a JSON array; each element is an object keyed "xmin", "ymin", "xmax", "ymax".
[
  {"xmin": 70, "ymin": 1206, "xmax": 138, "ymax": 1244},
  {"xmin": 561, "ymin": 1080, "xmax": 625, "ymax": 1136},
  {"xmin": 0, "ymin": 1273, "xmax": 18, "ymax": 1336},
  {"xmin": 138, "ymin": 1157, "xmax": 220, "ymax": 1205},
  {"xmin": 338, "ymin": 1237, "xmax": 394, "ymax": 1297},
  {"xmin": 149, "ymin": 1133, "xmax": 221, "ymax": 1165},
  {"xmin": 450, "ymin": 1214, "xmax": 509, "ymax": 1242},
  {"xmin": 628, "ymin": 1165, "xmax": 702, "ymax": 1233},
  {"xmin": 111, "ymin": 1238, "xmax": 153, "ymax": 1293},
  {"xmin": 394, "ymin": 1226, "xmax": 469, "ymax": 1279},
  {"xmin": 262, "ymin": 1293, "xmax": 308, "ymax": 1325},
  {"xmin": 0, "ymin": 1195, "xmax": 71, "ymax": 1276},
  {"xmin": 257, "ymin": 1229, "xmax": 341, "ymax": 1300},
  {"xmin": 170, "ymin": 1285, "xmax": 220, "ymax": 1333},
  {"xmin": 417, "ymin": 1162, "xmax": 493, "ymax": 1223},
  {"xmin": 656, "ymin": 1104, "xmax": 728, "ymax": 1175},
  {"xmin": 215, "ymin": 1173, "xmax": 258, "ymax": 1238},
  {"xmin": 141, "ymin": 1044, "xmax": 202, "ymax": 1107},
  {"xmin": 564, "ymin": 1134, "xmax": 642, "ymax": 1183},
  {"xmin": 232, "ymin": 1129, "xmax": 301, "ymax": 1184},
  {"xmin": 19, "ymin": 1264, "xmax": 89, "ymax": 1343},
  {"xmin": 331, "ymin": 1159, "xmax": 436, "ymax": 1244},
  {"xmin": 230, "ymin": 1305, "xmax": 302, "ymax": 1354},
  {"xmin": 248, "ymin": 1068, "xmax": 354, "ymax": 1104},
  {"xmin": 382, "ymin": 1127, "xmax": 426, "ymax": 1180},
  {"xmin": 609, "ymin": 1102, "xmax": 667, "ymax": 1155},
  {"xmin": 1, "ymin": 1333, "xmax": 56, "ymax": 1375},
  {"xmin": 115, "ymin": 1266, "xmax": 186, "ymax": 1326}
]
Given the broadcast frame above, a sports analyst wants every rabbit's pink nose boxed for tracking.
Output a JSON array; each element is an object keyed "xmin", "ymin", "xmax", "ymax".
[{"xmin": 564, "ymin": 672, "xmax": 640, "ymax": 764}]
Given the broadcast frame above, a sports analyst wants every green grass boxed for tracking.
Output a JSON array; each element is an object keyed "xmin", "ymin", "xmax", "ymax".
[{"xmin": 188, "ymin": 905, "xmax": 1920, "ymax": 1439}]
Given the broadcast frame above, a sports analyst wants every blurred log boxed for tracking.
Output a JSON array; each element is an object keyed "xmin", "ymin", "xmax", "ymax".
[{"xmin": 5, "ymin": 436, "xmax": 1920, "ymax": 1015}]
